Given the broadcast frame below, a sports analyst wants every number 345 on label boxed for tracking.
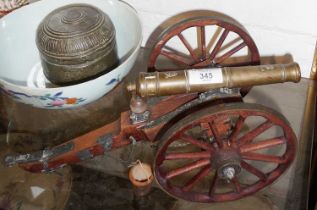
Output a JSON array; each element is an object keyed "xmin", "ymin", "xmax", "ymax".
[{"xmin": 187, "ymin": 68, "xmax": 223, "ymax": 85}]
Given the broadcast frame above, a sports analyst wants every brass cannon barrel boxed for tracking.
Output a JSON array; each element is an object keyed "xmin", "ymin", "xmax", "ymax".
[{"xmin": 127, "ymin": 63, "xmax": 301, "ymax": 97}]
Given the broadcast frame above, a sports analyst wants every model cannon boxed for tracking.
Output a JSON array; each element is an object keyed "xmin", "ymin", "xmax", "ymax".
[
  {"xmin": 128, "ymin": 63, "xmax": 300, "ymax": 97},
  {"xmin": 4, "ymin": 62, "xmax": 300, "ymax": 202},
  {"xmin": 0, "ymin": 1, "xmax": 301, "ymax": 203}
]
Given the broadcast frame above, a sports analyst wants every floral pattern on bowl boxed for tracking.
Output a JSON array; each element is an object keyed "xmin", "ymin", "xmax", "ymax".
[
  {"xmin": 106, "ymin": 74, "xmax": 120, "ymax": 86},
  {"xmin": 0, "ymin": 87, "xmax": 86, "ymax": 108}
]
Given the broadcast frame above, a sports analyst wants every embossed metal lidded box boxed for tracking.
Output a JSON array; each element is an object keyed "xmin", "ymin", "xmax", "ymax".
[{"xmin": 36, "ymin": 4, "xmax": 118, "ymax": 85}]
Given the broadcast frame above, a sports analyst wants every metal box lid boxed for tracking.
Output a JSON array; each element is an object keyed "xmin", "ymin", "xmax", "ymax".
[{"xmin": 36, "ymin": 4, "xmax": 118, "ymax": 85}]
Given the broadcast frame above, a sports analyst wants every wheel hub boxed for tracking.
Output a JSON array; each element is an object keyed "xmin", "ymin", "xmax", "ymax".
[{"xmin": 212, "ymin": 148, "xmax": 242, "ymax": 179}]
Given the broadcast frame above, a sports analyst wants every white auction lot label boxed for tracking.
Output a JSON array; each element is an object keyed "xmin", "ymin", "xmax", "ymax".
[{"xmin": 187, "ymin": 68, "xmax": 223, "ymax": 85}]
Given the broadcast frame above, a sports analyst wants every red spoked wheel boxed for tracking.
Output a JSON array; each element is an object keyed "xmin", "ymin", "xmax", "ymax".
[
  {"xmin": 148, "ymin": 16, "xmax": 260, "ymax": 96},
  {"xmin": 148, "ymin": 16, "xmax": 260, "ymax": 70},
  {"xmin": 154, "ymin": 103, "xmax": 296, "ymax": 202}
]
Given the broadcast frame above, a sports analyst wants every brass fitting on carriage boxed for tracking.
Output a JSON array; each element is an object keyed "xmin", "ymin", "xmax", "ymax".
[
  {"xmin": 129, "ymin": 93, "xmax": 150, "ymax": 124},
  {"xmin": 126, "ymin": 63, "xmax": 301, "ymax": 97}
]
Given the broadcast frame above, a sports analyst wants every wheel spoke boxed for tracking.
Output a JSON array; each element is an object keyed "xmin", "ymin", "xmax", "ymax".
[
  {"xmin": 206, "ymin": 26, "xmax": 222, "ymax": 55},
  {"xmin": 209, "ymin": 121, "xmax": 223, "ymax": 148},
  {"xmin": 165, "ymin": 159, "xmax": 210, "ymax": 179},
  {"xmin": 208, "ymin": 29, "xmax": 230, "ymax": 62},
  {"xmin": 178, "ymin": 33, "xmax": 200, "ymax": 62},
  {"xmin": 165, "ymin": 151, "xmax": 211, "ymax": 160},
  {"xmin": 183, "ymin": 165, "xmax": 211, "ymax": 192},
  {"xmin": 181, "ymin": 135, "xmax": 214, "ymax": 151},
  {"xmin": 241, "ymin": 160, "xmax": 267, "ymax": 180},
  {"xmin": 217, "ymin": 37, "xmax": 241, "ymax": 54},
  {"xmin": 200, "ymin": 122, "xmax": 213, "ymax": 137},
  {"xmin": 214, "ymin": 42, "xmax": 247, "ymax": 64},
  {"xmin": 230, "ymin": 115, "xmax": 246, "ymax": 143},
  {"xmin": 209, "ymin": 175, "xmax": 218, "ymax": 196},
  {"xmin": 231, "ymin": 177, "xmax": 242, "ymax": 193},
  {"xmin": 240, "ymin": 136, "xmax": 286, "ymax": 153},
  {"xmin": 160, "ymin": 50, "xmax": 192, "ymax": 66},
  {"xmin": 238, "ymin": 121, "xmax": 273, "ymax": 145},
  {"xmin": 198, "ymin": 26, "xmax": 207, "ymax": 60},
  {"xmin": 242, "ymin": 152, "xmax": 286, "ymax": 163}
]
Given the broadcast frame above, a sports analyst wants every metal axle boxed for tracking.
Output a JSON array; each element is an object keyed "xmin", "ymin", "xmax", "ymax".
[{"xmin": 222, "ymin": 166, "xmax": 236, "ymax": 180}]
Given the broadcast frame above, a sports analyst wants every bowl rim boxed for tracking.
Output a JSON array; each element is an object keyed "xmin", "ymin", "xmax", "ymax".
[{"xmin": 0, "ymin": 0, "xmax": 142, "ymax": 92}]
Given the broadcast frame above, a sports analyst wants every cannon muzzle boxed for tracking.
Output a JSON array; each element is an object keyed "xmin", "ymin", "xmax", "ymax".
[{"xmin": 127, "ymin": 63, "xmax": 301, "ymax": 97}]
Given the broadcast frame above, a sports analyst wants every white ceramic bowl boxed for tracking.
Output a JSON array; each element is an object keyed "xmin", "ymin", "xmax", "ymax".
[{"xmin": 0, "ymin": 0, "xmax": 142, "ymax": 109}]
